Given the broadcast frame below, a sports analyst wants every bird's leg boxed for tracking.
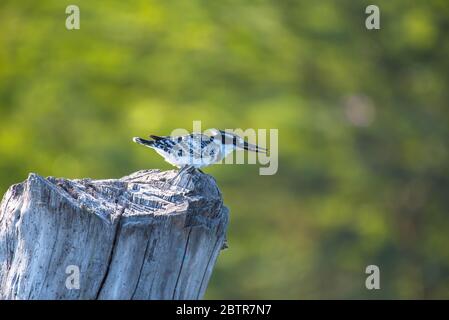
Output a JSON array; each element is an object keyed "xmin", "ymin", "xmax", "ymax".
[
  {"xmin": 181, "ymin": 165, "xmax": 196, "ymax": 175},
  {"xmin": 170, "ymin": 165, "xmax": 195, "ymax": 183}
]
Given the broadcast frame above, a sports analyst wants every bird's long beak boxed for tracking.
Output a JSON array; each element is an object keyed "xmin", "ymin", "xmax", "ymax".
[{"xmin": 239, "ymin": 140, "xmax": 267, "ymax": 154}]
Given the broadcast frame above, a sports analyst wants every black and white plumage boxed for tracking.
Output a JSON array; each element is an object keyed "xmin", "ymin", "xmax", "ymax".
[{"xmin": 133, "ymin": 129, "xmax": 266, "ymax": 169}]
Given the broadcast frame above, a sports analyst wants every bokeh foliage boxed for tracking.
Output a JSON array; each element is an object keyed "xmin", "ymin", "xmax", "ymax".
[{"xmin": 1, "ymin": 0, "xmax": 448, "ymax": 298}]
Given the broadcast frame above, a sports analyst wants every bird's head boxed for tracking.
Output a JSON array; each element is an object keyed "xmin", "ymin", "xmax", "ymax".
[{"xmin": 208, "ymin": 129, "xmax": 267, "ymax": 153}]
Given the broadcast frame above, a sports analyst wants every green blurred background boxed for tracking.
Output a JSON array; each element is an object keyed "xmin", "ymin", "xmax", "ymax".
[{"xmin": 1, "ymin": 0, "xmax": 448, "ymax": 299}]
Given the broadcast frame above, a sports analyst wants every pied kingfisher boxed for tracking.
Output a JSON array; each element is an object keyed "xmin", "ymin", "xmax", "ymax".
[{"xmin": 133, "ymin": 129, "xmax": 266, "ymax": 173}]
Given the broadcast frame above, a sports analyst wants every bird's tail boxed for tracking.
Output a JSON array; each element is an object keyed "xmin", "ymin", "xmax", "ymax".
[{"xmin": 133, "ymin": 137, "xmax": 155, "ymax": 147}]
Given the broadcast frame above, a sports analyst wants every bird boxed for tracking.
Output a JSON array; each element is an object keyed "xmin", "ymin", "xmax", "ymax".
[{"xmin": 133, "ymin": 129, "xmax": 266, "ymax": 175}]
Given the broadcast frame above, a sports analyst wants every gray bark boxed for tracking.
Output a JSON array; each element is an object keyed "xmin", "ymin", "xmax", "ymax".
[{"xmin": 0, "ymin": 169, "xmax": 228, "ymax": 300}]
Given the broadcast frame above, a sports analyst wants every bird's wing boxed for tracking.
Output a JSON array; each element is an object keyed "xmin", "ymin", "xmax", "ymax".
[
  {"xmin": 174, "ymin": 134, "xmax": 212, "ymax": 157},
  {"xmin": 149, "ymin": 135, "xmax": 169, "ymax": 141},
  {"xmin": 199, "ymin": 134, "xmax": 214, "ymax": 149},
  {"xmin": 148, "ymin": 136, "xmax": 177, "ymax": 153},
  {"xmin": 148, "ymin": 133, "xmax": 214, "ymax": 157}
]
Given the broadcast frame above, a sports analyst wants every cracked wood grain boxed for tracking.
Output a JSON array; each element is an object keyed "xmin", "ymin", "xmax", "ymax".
[{"xmin": 0, "ymin": 169, "xmax": 228, "ymax": 300}]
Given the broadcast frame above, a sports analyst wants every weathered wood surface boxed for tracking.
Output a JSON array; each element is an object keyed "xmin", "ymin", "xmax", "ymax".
[{"xmin": 0, "ymin": 169, "xmax": 228, "ymax": 300}]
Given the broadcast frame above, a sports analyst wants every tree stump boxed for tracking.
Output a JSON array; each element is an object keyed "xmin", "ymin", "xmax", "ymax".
[{"xmin": 0, "ymin": 169, "xmax": 229, "ymax": 300}]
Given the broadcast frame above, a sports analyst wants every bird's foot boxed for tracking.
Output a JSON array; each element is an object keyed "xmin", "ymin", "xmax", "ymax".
[{"xmin": 169, "ymin": 165, "xmax": 195, "ymax": 184}]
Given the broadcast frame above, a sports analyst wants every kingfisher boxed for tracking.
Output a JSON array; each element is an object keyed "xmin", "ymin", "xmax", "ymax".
[{"xmin": 133, "ymin": 129, "xmax": 266, "ymax": 173}]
